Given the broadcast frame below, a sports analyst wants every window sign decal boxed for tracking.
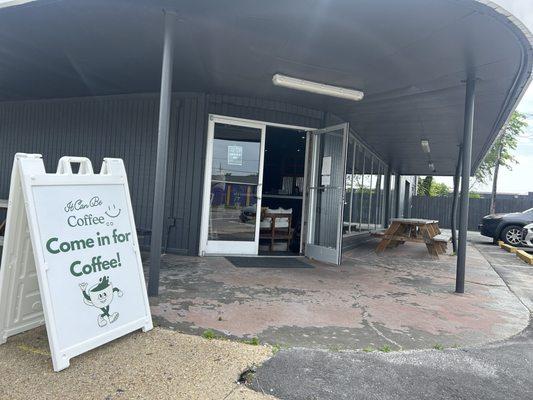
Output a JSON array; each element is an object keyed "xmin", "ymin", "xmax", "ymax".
[{"xmin": 227, "ymin": 145, "xmax": 243, "ymax": 166}]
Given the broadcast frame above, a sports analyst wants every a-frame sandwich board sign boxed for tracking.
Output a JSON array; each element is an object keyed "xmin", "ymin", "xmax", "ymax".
[{"xmin": 0, "ymin": 153, "xmax": 153, "ymax": 371}]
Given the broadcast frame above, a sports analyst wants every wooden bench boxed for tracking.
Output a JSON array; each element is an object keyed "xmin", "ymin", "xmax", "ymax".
[{"xmin": 432, "ymin": 234, "xmax": 451, "ymax": 254}]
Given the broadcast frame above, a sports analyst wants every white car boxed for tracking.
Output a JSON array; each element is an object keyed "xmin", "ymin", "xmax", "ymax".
[{"xmin": 520, "ymin": 223, "xmax": 533, "ymax": 247}]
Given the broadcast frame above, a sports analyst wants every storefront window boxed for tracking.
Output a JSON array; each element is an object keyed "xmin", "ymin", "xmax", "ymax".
[{"xmin": 343, "ymin": 133, "xmax": 391, "ymax": 236}]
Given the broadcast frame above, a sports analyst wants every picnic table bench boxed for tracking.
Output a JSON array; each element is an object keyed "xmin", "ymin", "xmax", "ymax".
[{"xmin": 374, "ymin": 218, "xmax": 450, "ymax": 257}]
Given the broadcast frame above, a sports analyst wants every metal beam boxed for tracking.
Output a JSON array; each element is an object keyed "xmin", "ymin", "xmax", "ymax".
[
  {"xmin": 148, "ymin": 11, "xmax": 176, "ymax": 297},
  {"xmin": 456, "ymin": 77, "xmax": 476, "ymax": 294},
  {"xmin": 383, "ymin": 169, "xmax": 392, "ymax": 228},
  {"xmin": 394, "ymin": 173, "xmax": 401, "ymax": 217},
  {"xmin": 451, "ymin": 146, "xmax": 462, "ymax": 254}
]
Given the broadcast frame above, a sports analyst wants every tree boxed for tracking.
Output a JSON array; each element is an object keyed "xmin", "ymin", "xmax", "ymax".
[
  {"xmin": 429, "ymin": 182, "xmax": 450, "ymax": 197},
  {"xmin": 475, "ymin": 111, "xmax": 527, "ymax": 213},
  {"xmin": 416, "ymin": 176, "xmax": 450, "ymax": 197},
  {"xmin": 417, "ymin": 176, "xmax": 433, "ymax": 196}
]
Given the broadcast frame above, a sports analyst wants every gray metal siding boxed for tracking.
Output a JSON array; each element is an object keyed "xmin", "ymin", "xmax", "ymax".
[
  {"xmin": 0, "ymin": 93, "xmax": 210, "ymax": 255},
  {"xmin": 207, "ymin": 94, "xmax": 323, "ymax": 130},
  {"xmin": 0, "ymin": 94, "xmax": 160, "ymax": 231},
  {"xmin": 0, "ymin": 92, "xmax": 331, "ymax": 255}
]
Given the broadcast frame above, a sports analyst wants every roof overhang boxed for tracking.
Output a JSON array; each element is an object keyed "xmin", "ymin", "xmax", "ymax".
[{"xmin": 0, "ymin": 0, "xmax": 531, "ymax": 175}]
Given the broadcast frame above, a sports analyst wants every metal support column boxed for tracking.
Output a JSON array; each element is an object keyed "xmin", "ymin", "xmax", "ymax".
[
  {"xmin": 148, "ymin": 11, "xmax": 176, "ymax": 297},
  {"xmin": 394, "ymin": 173, "xmax": 401, "ymax": 218},
  {"xmin": 451, "ymin": 146, "xmax": 462, "ymax": 254},
  {"xmin": 456, "ymin": 77, "xmax": 476, "ymax": 294},
  {"xmin": 383, "ymin": 169, "xmax": 392, "ymax": 228}
]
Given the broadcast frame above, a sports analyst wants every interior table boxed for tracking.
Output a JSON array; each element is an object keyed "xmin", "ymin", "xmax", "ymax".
[{"xmin": 375, "ymin": 218, "xmax": 446, "ymax": 257}]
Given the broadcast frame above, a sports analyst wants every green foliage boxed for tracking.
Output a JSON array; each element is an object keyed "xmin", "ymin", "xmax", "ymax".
[
  {"xmin": 417, "ymin": 176, "xmax": 450, "ymax": 197},
  {"xmin": 429, "ymin": 182, "xmax": 450, "ymax": 196},
  {"xmin": 433, "ymin": 343, "xmax": 444, "ymax": 350},
  {"xmin": 417, "ymin": 176, "xmax": 433, "ymax": 196},
  {"xmin": 469, "ymin": 192, "xmax": 481, "ymax": 199},
  {"xmin": 475, "ymin": 111, "xmax": 527, "ymax": 184},
  {"xmin": 379, "ymin": 345, "xmax": 392, "ymax": 353},
  {"xmin": 242, "ymin": 337, "xmax": 260, "ymax": 346},
  {"xmin": 202, "ymin": 329, "xmax": 216, "ymax": 340},
  {"xmin": 363, "ymin": 346, "xmax": 375, "ymax": 353}
]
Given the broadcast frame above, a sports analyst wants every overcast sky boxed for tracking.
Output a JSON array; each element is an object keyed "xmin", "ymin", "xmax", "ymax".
[{"xmin": 435, "ymin": 0, "xmax": 533, "ymax": 193}]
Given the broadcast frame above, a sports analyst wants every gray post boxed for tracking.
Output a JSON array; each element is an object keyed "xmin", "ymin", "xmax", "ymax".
[
  {"xmin": 451, "ymin": 146, "xmax": 462, "ymax": 254},
  {"xmin": 456, "ymin": 77, "xmax": 476, "ymax": 294},
  {"xmin": 383, "ymin": 169, "xmax": 392, "ymax": 228},
  {"xmin": 148, "ymin": 11, "xmax": 176, "ymax": 297},
  {"xmin": 394, "ymin": 173, "xmax": 401, "ymax": 217}
]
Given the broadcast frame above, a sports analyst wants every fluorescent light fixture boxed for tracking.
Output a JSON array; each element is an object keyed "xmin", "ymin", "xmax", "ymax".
[
  {"xmin": 0, "ymin": 0, "xmax": 36, "ymax": 9},
  {"xmin": 272, "ymin": 74, "xmax": 364, "ymax": 101},
  {"xmin": 420, "ymin": 140, "xmax": 431, "ymax": 154}
]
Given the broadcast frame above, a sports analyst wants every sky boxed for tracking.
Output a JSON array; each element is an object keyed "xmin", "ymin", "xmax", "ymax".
[{"xmin": 433, "ymin": 0, "xmax": 533, "ymax": 194}]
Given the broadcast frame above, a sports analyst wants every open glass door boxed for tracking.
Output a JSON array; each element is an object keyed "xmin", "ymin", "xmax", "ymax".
[
  {"xmin": 304, "ymin": 123, "xmax": 349, "ymax": 264},
  {"xmin": 200, "ymin": 116, "xmax": 265, "ymax": 255}
]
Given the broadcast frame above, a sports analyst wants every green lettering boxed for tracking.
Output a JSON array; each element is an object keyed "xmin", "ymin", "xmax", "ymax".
[
  {"xmin": 70, "ymin": 260, "xmax": 82, "ymax": 277},
  {"xmin": 46, "ymin": 237, "xmax": 59, "ymax": 254}
]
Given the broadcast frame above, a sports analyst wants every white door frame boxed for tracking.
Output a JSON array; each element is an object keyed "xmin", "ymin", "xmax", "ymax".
[{"xmin": 199, "ymin": 114, "xmax": 313, "ymax": 256}]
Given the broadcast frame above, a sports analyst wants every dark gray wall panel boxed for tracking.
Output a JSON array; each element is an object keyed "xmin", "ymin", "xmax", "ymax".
[
  {"xmin": 0, "ymin": 93, "xmax": 211, "ymax": 255},
  {"xmin": 0, "ymin": 94, "xmax": 160, "ymax": 235},
  {"xmin": 0, "ymin": 92, "xmax": 333, "ymax": 256},
  {"xmin": 208, "ymin": 94, "xmax": 324, "ymax": 130}
]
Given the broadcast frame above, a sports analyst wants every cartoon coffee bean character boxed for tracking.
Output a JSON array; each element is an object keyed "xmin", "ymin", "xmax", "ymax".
[{"xmin": 79, "ymin": 276, "xmax": 123, "ymax": 327}]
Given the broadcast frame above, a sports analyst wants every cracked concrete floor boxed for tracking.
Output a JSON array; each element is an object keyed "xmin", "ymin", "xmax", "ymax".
[{"xmin": 150, "ymin": 238, "xmax": 530, "ymax": 351}]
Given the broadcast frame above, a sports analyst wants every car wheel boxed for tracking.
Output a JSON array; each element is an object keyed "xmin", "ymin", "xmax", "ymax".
[{"xmin": 500, "ymin": 225, "xmax": 523, "ymax": 246}]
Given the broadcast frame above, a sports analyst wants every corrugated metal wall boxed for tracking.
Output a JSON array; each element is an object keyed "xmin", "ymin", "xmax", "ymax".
[{"xmin": 0, "ymin": 92, "xmax": 329, "ymax": 255}]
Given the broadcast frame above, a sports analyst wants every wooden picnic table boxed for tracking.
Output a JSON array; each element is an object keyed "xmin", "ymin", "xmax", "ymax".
[{"xmin": 375, "ymin": 218, "xmax": 448, "ymax": 257}]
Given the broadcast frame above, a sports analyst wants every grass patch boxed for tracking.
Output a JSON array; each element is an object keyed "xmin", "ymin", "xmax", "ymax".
[
  {"xmin": 363, "ymin": 346, "xmax": 375, "ymax": 353},
  {"xmin": 202, "ymin": 329, "xmax": 217, "ymax": 340},
  {"xmin": 242, "ymin": 337, "xmax": 260, "ymax": 346},
  {"xmin": 433, "ymin": 343, "xmax": 444, "ymax": 350},
  {"xmin": 379, "ymin": 345, "xmax": 392, "ymax": 353}
]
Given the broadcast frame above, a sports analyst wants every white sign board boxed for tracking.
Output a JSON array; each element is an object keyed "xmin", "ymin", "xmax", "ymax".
[
  {"xmin": 0, "ymin": 154, "xmax": 152, "ymax": 371},
  {"xmin": 227, "ymin": 145, "xmax": 243, "ymax": 166}
]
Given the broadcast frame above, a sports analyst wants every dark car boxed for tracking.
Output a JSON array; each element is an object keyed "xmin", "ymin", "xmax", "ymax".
[{"xmin": 479, "ymin": 208, "xmax": 533, "ymax": 245}]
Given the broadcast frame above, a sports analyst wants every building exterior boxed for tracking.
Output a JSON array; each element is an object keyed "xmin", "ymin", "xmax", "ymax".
[{"xmin": 0, "ymin": 0, "xmax": 531, "ymax": 292}]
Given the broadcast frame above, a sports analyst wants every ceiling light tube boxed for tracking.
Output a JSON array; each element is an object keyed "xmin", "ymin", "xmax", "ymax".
[
  {"xmin": 421, "ymin": 140, "xmax": 431, "ymax": 154},
  {"xmin": 272, "ymin": 74, "xmax": 364, "ymax": 101}
]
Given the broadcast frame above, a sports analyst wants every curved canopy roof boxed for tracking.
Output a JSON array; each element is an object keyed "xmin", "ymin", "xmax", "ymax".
[{"xmin": 0, "ymin": 0, "xmax": 531, "ymax": 175}]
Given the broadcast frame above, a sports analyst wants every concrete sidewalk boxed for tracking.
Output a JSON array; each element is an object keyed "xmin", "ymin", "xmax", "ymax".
[
  {"xmin": 0, "ymin": 327, "xmax": 274, "ymax": 400},
  {"xmin": 150, "ymin": 238, "xmax": 529, "ymax": 351}
]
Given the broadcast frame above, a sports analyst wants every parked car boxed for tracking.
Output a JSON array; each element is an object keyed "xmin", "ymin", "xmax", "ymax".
[
  {"xmin": 521, "ymin": 223, "xmax": 533, "ymax": 247},
  {"xmin": 478, "ymin": 208, "xmax": 533, "ymax": 245}
]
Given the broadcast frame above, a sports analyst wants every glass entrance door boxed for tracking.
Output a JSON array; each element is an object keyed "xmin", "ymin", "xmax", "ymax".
[
  {"xmin": 305, "ymin": 123, "xmax": 349, "ymax": 264},
  {"xmin": 200, "ymin": 116, "xmax": 265, "ymax": 255}
]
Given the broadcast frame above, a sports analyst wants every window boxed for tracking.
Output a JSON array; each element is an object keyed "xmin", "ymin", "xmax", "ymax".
[{"xmin": 343, "ymin": 133, "xmax": 389, "ymax": 235}]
